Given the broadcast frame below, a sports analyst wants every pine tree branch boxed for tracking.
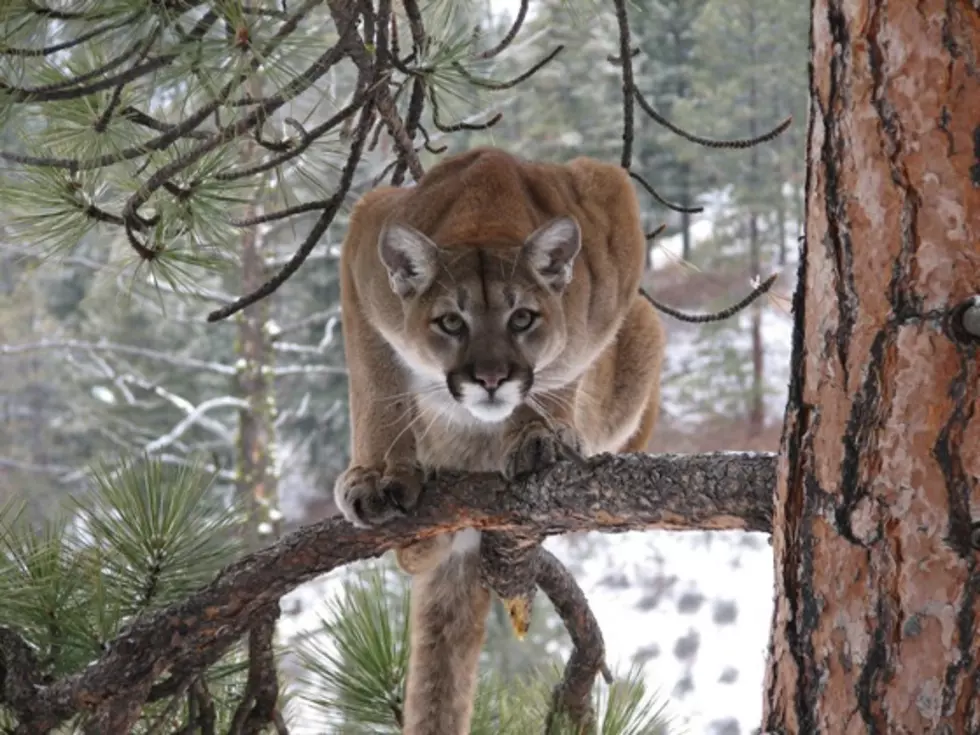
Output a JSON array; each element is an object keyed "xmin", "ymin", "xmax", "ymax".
[
  {"xmin": 0, "ymin": 11, "xmax": 218, "ymax": 104},
  {"xmin": 0, "ymin": 451, "xmax": 774, "ymax": 731},
  {"xmin": 633, "ymin": 86, "xmax": 792, "ymax": 150},
  {"xmin": 538, "ymin": 548, "xmax": 605, "ymax": 731},
  {"xmin": 206, "ymin": 91, "xmax": 377, "ymax": 322},
  {"xmin": 478, "ymin": 0, "xmax": 529, "ymax": 59},
  {"xmin": 227, "ymin": 605, "xmax": 282, "ymax": 735},
  {"xmin": 0, "ymin": 11, "xmax": 139, "ymax": 56}
]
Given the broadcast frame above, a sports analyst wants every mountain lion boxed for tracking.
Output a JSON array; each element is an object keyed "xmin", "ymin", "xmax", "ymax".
[{"xmin": 334, "ymin": 147, "xmax": 664, "ymax": 734}]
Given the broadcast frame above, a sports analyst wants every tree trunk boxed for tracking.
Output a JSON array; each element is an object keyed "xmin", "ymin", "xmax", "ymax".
[
  {"xmin": 763, "ymin": 0, "xmax": 980, "ymax": 732},
  {"xmin": 747, "ymin": 35, "xmax": 765, "ymax": 439},
  {"xmin": 681, "ymin": 163, "xmax": 692, "ymax": 261},
  {"xmin": 236, "ymin": 216, "xmax": 281, "ymax": 550},
  {"xmin": 235, "ymin": 80, "xmax": 282, "ymax": 551},
  {"xmin": 748, "ymin": 211, "xmax": 764, "ymax": 438}
]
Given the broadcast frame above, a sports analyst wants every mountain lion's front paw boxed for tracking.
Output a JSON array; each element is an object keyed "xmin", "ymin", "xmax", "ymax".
[
  {"xmin": 334, "ymin": 463, "xmax": 423, "ymax": 528},
  {"xmin": 503, "ymin": 422, "xmax": 584, "ymax": 481}
]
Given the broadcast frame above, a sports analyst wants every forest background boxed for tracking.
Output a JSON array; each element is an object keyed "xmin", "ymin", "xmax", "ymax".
[{"xmin": 0, "ymin": 0, "xmax": 808, "ymax": 732}]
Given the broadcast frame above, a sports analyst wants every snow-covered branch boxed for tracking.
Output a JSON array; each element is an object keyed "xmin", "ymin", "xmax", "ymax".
[
  {"xmin": 143, "ymin": 395, "xmax": 249, "ymax": 454},
  {"xmin": 0, "ymin": 340, "xmax": 238, "ymax": 376}
]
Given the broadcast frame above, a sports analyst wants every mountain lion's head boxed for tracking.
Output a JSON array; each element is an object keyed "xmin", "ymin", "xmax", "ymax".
[{"xmin": 378, "ymin": 216, "xmax": 581, "ymax": 424}]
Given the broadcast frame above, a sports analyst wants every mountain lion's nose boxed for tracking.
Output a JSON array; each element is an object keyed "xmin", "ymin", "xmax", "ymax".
[{"xmin": 472, "ymin": 365, "xmax": 511, "ymax": 391}]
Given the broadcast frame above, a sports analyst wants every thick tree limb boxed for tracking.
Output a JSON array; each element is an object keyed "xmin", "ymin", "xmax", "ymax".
[{"xmin": 0, "ymin": 451, "xmax": 774, "ymax": 730}]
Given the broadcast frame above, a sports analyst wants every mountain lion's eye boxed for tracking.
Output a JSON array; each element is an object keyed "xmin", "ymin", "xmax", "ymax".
[
  {"xmin": 435, "ymin": 313, "xmax": 465, "ymax": 336},
  {"xmin": 508, "ymin": 308, "xmax": 537, "ymax": 333}
]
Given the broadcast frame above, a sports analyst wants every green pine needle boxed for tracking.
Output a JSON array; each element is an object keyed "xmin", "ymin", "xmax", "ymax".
[
  {"xmin": 294, "ymin": 564, "xmax": 410, "ymax": 732},
  {"xmin": 0, "ymin": 507, "xmax": 102, "ymax": 676},
  {"xmin": 75, "ymin": 454, "xmax": 244, "ymax": 615},
  {"xmin": 597, "ymin": 664, "xmax": 674, "ymax": 735}
]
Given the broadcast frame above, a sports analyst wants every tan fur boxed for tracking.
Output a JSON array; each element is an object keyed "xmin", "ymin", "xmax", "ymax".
[{"xmin": 334, "ymin": 147, "xmax": 664, "ymax": 735}]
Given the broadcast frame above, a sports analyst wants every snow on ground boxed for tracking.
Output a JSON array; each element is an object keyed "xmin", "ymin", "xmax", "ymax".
[{"xmin": 546, "ymin": 530, "xmax": 774, "ymax": 735}]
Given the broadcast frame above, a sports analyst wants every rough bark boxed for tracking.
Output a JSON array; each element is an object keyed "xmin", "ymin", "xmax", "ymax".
[
  {"xmin": 0, "ymin": 451, "xmax": 774, "ymax": 731},
  {"xmin": 763, "ymin": 0, "xmax": 980, "ymax": 731}
]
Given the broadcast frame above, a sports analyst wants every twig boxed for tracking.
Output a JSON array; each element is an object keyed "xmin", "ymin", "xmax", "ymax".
[
  {"xmin": 93, "ymin": 23, "xmax": 163, "ymax": 133},
  {"xmin": 118, "ymin": 107, "xmax": 212, "ymax": 140},
  {"xmin": 646, "ymin": 222, "xmax": 667, "ymax": 241},
  {"xmin": 629, "ymin": 170, "xmax": 704, "ymax": 215},
  {"xmin": 374, "ymin": 85, "xmax": 425, "ymax": 181},
  {"xmin": 417, "ymin": 122, "xmax": 447, "ymax": 154},
  {"xmin": 229, "ymin": 200, "xmax": 333, "ymax": 228},
  {"xmin": 479, "ymin": 0, "xmax": 529, "ymax": 59},
  {"xmin": 640, "ymin": 273, "xmax": 779, "ymax": 324},
  {"xmin": 190, "ymin": 680, "xmax": 217, "ymax": 735},
  {"xmin": 429, "ymin": 88, "xmax": 502, "ymax": 133},
  {"xmin": 0, "ymin": 451, "xmax": 775, "ymax": 730},
  {"xmin": 452, "ymin": 45, "xmax": 564, "ymax": 91},
  {"xmin": 0, "ymin": 12, "xmax": 218, "ymax": 104},
  {"xmin": 612, "ymin": 0, "xmax": 636, "ymax": 169},
  {"xmin": 217, "ymin": 81, "xmax": 381, "ymax": 185},
  {"xmin": 227, "ymin": 605, "xmax": 282, "ymax": 735},
  {"xmin": 390, "ymin": 77, "xmax": 428, "ymax": 185},
  {"xmin": 207, "ymin": 99, "xmax": 377, "ymax": 322},
  {"xmin": 634, "ymin": 87, "xmax": 793, "ymax": 150},
  {"xmin": 0, "ymin": 11, "xmax": 139, "ymax": 56}
]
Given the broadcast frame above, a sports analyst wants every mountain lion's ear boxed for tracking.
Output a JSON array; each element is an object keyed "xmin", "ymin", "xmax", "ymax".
[
  {"xmin": 521, "ymin": 216, "xmax": 581, "ymax": 291},
  {"xmin": 379, "ymin": 222, "xmax": 439, "ymax": 298}
]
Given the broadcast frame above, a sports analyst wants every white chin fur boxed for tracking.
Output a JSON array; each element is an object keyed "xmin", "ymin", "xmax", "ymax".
[{"xmin": 459, "ymin": 381, "xmax": 521, "ymax": 424}]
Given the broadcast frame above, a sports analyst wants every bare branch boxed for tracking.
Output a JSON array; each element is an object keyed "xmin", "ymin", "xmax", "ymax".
[
  {"xmin": 539, "ymin": 548, "xmax": 606, "ymax": 730},
  {"xmin": 272, "ymin": 364, "xmax": 348, "ymax": 377},
  {"xmin": 640, "ymin": 273, "xmax": 779, "ymax": 324},
  {"xmin": 429, "ymin": 88, "xmax": 502, "ymax": 133},
  {"xmin": 452, "ymin": 45, "xmax": 564, "ymax": 91},
  {"xmin": 634, "ymin": 87, "xmax": 793, "ymax": 150},
  {"xmin": 479, "ymin": 0, "xmax": 529, "ymax": 59},
  {"xmin": 206, "ymin": 94, "xmax": 377, "ymax": 322},
  {"xmin": 143, "ymin": 395, "xmax": 247, "ymax": 454},
  {"xmin": 629, "ymin": 170, "xmax": 704, "ymax": 214},
  {"xmin": 612, "ymin": 0, "xmax": 636, "ymax": 169},
  {"xmin": 227, "ymin": 606, "xmax": 282, "ymax": 735},
  {"xmin": 0, "ymin": 11, "xmax": 140, "ymax": 56}
]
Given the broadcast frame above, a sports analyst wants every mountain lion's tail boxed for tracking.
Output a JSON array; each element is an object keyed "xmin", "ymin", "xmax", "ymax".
[{"xmin": 402, "ymin": 546, "xmax": 491, "ymax": 735}]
